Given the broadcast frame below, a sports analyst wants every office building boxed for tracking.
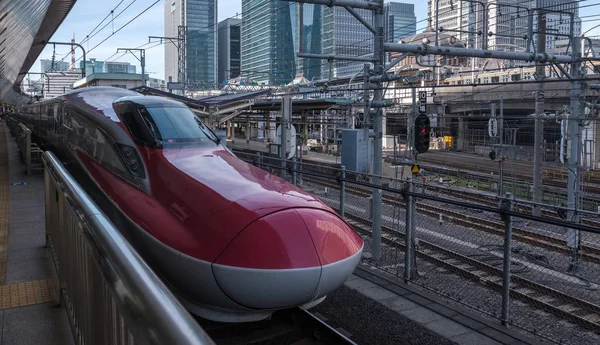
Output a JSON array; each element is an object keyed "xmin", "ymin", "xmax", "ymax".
[
  {"xmin": 40, "ymin": 59, "xmax": 69, "ymax": 73},
  {"xmin": 218, "ymin": 18, "xmax": 241, "ymax": 83},
  {"xmin": 241, "ymin": 0, "xmax": 296, "ymax": 86},
  {"xmin": 165, "ymin": 0, "xmax": 218, "ymax": 86},
  {"xmin": 531, "ymin": 0, "xmax": 581, "ymax": 51},
  {"xmin": 78, "ymin": 59, "xmax": 136, "ymax": 76},
  {"xmin": 385, "ymin": 2, "xmax": 416, "ymax": 42},
  {"xmin": 322, "ymin": 6, "xmax": 372, "ymax": 79},
  {"xmin": 297, "ymin": 3, "xmax": 323, "ymax": 81},
  {"xmin": 104, "ymin": 61, "xmax": 136, "ymax": 74},
  {"xmin": 428, "ymin": 0, "xmax": 580, "ymax": 53}
]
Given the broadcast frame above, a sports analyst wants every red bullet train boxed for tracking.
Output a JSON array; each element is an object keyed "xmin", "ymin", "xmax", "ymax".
[{"xmin": 15, "ymin": 86, "xmax": 363, "ymax": 322}]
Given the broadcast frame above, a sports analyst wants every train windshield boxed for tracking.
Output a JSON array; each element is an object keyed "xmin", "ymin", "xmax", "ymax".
[{"xmin": 138, "ymin": 106, "xmax": 219, "ymax": 147}]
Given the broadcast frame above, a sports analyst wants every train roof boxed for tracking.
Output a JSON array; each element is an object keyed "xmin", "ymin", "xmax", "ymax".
[
  {"xmin": 114, "ymin": 95, "xmax": 188, "ymax": 109},
  {"xmin": 61, "ymin": 87, "xmax": 188, "ymax": 123},
  {"xmin": 64, "ymin": 86, "xmax": 143, "ymax": 122}
]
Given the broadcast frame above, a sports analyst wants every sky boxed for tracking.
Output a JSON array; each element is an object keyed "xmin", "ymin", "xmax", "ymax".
[{"xmin": 28, "ymin": 0, "xmax": 600, "ymax": 82}]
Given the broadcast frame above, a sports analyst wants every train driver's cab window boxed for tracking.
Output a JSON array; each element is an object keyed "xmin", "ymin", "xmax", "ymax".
[
  {"xmin": 119, "ymin": 104, "xmax": 154, "ymax": 145},
  {"xmin": 137, "ymin": 106, "xmax": 219, "ymax": 147}
]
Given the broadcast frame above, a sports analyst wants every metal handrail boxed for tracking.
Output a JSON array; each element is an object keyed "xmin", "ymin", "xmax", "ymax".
[{"xmin": 43, "ymin": 151, "xmax": 215, "ymax": 345}]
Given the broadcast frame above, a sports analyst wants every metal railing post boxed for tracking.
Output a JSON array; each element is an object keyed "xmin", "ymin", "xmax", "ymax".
[
  {"xmin": 501, "ymin": 192, "xmax": 514, "ymax": 326},
  {"xmin": 404, "ymin": 176, "xmax": 415, "ymax": 281},
  {"xmin": 253, "ymin": 152, "xmax": 261, "ymax": 167},
  {"xmin": 292, "ymin": 157, "xmax": 297, "ymax": 185},
  {"xmin": 24, "ymin": 127, "xmax": 31, "ymax": 175},
  {"xmin": 339, "ymin": 165, "xmax": 346, "ymax": 217}
]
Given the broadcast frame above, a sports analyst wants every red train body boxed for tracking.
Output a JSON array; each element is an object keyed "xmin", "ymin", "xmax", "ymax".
[{"xmin": 16, "ymin": 87, "xmax": 363, "ymax": 322}]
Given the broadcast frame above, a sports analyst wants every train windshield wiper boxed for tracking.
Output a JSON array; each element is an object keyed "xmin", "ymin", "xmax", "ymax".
[{"xmin": 194, "ymin": 118, "xmax": 220, "ymax": 145}]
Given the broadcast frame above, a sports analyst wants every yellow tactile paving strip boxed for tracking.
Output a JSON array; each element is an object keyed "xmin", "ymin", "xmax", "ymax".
[
  {"xmin": 0, "ymin": 121, "xmax": 9, "ymax": 285},
  {"xmin": 0, "ymin": 122, "xmax": 56, "ymax": 309},
  {"xmin": 0, "ymin": 279, "xmax": 56, "ymax": 310}
]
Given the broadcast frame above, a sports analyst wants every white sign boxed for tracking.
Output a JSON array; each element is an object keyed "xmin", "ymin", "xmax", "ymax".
[
  {"xmin": 488, "ymin": 118, "xmax": 498, "ymax": 137},
  {"xmin": 276, "ymin": 124, "xmax": 297, "ymax": 159}
]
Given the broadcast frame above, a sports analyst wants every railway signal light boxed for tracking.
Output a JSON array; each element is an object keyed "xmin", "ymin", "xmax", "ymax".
[{"xmin": 414, "ymin": 114, "xmax": 430, "ymax": 154}]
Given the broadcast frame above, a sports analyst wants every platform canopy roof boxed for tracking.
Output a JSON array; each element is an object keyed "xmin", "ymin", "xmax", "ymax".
[
  {"xmin": 0, "ymin": 0, "xmax": 77, "ymax": 105},
  {"xmin": 130, "ymin": 86, "xmax": 274, "ymax": 124}
]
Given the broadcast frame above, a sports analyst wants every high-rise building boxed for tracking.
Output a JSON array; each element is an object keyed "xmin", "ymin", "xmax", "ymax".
[
  {"xmin": 218, "ymin": 18, "xmax": 241, "ymax": 83},
  {"xmin": 78, "ymin": 59, "xmax": 136, "ymax": 76},
  {"xmin": 428, "ymin": 0, "xmax": 580, "ymax": 53},
  {"xmin": 40, "ymin": 59, "xmax": 70, "ymax": 73},
  {"xmin": 297, "ymin": 4, "xmax": 323, "ymax": 81},
  {"xmin": 241, "ymin": 0, "xmax": 296, "ymax": 86},
  {"xmin": 428, "ymin": 0, "xmax": 481, "ymax": 49},
  {"xmin": 385, "ymin": 2, "xmax": 416, "ymax": 42},
  {"xmin": 164, "ymin": 0, "xmax": 218, "ymax": 86},
  {"xmin": 322, "ymin": 6, "xmax": 372, "ymax": 79},
  {"xmin": 531, "ymin": 0, "xmax": 581, "ymax": 51}
]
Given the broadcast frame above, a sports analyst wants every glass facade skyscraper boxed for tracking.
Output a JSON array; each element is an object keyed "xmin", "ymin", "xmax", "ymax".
[
  {"xmin": 297, "ymin": 4, "xmax": 323, "ymax": 81},
  {"xmin": 218, "ymin": 18, "xmax": 241, "ymax": 83},
  {"xmin": 241, "ymin": 0, "xmax": 296, "ymax": 86},
  {"xmin": 164, "ymin": 0, "xmax": 217, "ymax": 86},
  {"xmin": 385, "ymin": 2, "xmax": 416, "ymax": 42},
  {"xmin": 322, "ymin": 6, "xmax": 372, "ymax": 79}
]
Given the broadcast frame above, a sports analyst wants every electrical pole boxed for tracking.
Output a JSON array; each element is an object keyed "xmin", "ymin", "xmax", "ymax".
[
  {"xmin": 371, "ymin": 0, "xmax": 385, "ymax": 261},
  {"xmin": 363, "ymin": 64, "xmax": 370, "ymax": 152},
  {"xmin": 567, "ymin": 35, "xmax": 583, "ymax": 272},
  {"xmin": 117, "ymin": 48, "xmax": 146, "ymax": 86},
  {"xmin": 178, "ymin": 25, "xmax": 187, "ymax": 95},
  {"xmin": 499, "ymin": 96, "xmax": 504, "ymax": 196},
  {"xmin": 533, "ymin": 9, "xmax": 546, "ymax": 216}
]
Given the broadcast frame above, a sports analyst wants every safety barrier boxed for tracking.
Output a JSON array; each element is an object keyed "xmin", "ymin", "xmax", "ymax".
[
  {"xmin": 5, "ymin": 117, "xmax": 43, "ymax": 175},
  {"xmin": 43, "ymin": 151, "xmax": 215, "ymax": 345}
]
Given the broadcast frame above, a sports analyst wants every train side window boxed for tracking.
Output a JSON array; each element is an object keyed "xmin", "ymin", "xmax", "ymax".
[{"xmin": 120, "ymin": 105, "xmax": 152, "ymax": 145}]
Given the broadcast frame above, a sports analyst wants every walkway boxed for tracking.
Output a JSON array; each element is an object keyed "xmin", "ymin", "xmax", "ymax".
[{"xmin": 0, "ymin": 122, "xmax": 73, "ymax": 345}]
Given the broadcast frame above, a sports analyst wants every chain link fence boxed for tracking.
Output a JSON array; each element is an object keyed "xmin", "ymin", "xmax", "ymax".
[{"xmin": 234, "ymin": 149, "xmax": 600, "ymax": 344}]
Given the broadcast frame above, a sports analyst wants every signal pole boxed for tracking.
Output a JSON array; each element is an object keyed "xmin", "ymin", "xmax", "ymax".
[{"xmin": 117, "ymin": 48, "xmax": 146, "ymax": 86}]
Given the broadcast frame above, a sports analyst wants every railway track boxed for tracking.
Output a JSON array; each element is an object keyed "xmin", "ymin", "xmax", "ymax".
[
  {"xmin": 196, "ymin": 308, "xmax": 357, "ymax": 345},
  {"xmin": 419, "ymin": 186, "xmax": 600, "ymax": 230},
  {"xmin": 410, "ymin": 156, "xmax": 600, "ymax": 195},
  {"xmin": 302, "ymin": 176, "xmax": 600, "ymax": 264},
  {"xmin": 344, "ymin": 213, "xmax": 600, "ymax": 333}
]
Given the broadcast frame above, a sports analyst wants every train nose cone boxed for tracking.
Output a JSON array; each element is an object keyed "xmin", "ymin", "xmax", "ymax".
[
  {"xmin": 294, "ymin": 209, "xmax": 364, "ymax": 298},
  {"xmin": 213, "ymin": 209, "xmax": 322, "ymax": 310}
]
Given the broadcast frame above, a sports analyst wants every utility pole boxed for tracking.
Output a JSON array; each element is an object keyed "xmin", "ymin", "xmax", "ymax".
[
  {"xmin": 178, "ymin": 25, "xmax": 187, "ymax": 95},
  {"xmin": 363, "ymin": 64, "xmax": 370, "ymax": 152},
  {"xmin": 371, "ymin": 0, "xmax": 385, "ymax": 261},
  {"xmin": 533, "ymin": 9, "xmax": 546, "ymax": 216},
  {"xmin": 499, "ymin": 96, "xmax": 504, "ymax": 196},
  {"xmin": 567, "ymin": 36, "xmax": 583, "ymax": 272},
  {"xmin": 117, "ymin": 48, "xmax": 146, "ymax": 86}
]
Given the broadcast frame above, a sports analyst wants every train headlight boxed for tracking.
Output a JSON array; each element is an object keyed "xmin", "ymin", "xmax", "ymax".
[{"xmin": 115, "ymin": 144, "xmax": 145, "ymax": 179}]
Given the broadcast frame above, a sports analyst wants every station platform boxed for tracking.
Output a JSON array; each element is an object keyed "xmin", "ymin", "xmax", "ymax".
[{"xmin": 0, "ymin": 122, "xmax": 73, "ymax": 345}]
